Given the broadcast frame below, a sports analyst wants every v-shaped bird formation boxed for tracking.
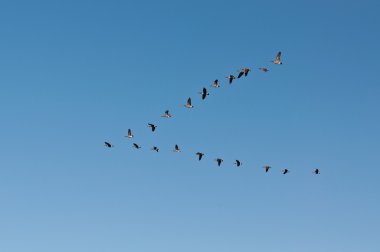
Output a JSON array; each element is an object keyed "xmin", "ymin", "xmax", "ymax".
[{"xmin": 104, "ymin": 52, "xmax": 321, "ymax": 175}]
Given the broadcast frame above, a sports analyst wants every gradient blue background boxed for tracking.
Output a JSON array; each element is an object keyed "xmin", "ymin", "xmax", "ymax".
[{"xmin": 1, "ymin": 0, "xmax": 379, "ymax": 251}]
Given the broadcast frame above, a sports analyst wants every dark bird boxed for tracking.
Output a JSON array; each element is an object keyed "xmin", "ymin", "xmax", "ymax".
[
  {"xmin": 282, "ymin": 168, "xmax": 289, "ymax": 174},
  {"xmin": 259, "ymin": 67, "xmax": 269, "ymax": 72},
  {"xmin": 211, "ymin": 79, "xmax": 220, "ymax": 88},
  {"xmin": 238, "ymin": 68, "xmax": 250, "ymax": 78},
  {"xmin": 215, "ymin": 158, "xmax": 223, "ymax": 167},
  {"xmin": 174, "ymin": 144, "xmax": 181, "ymax": 152},
  {"xmin": 237, "ymin": 69, "xmax": 245, "ymax": 78},
  {"xmin": 234, "ymin": 160, "xmax": 242, "ymax": 167},
  {"xmin": 152, "ymin": 146, "xmax": 159, "ymax": 152},
  {"xmin": 196, "ymin": 152, "xmax": 204, "ymax": 161},
  {"xmin": 148, "ymin": 123, "xmax": 157, "ymax": 132},
  {"xmin": 162, "ymin": 110, "xmax": 172, "ymax": 118},
  {"xmin": 133, "ymin": 143, "xmax": 141, "ymax": 149},
  {"xmin": 272, "ymin": 51, "xmax": 282, "ymax": 65},
  {"xmin": 225, "ymin": 75, "xmax": 235, "ymax": 84},
  {"xmin": 200, "ymin": 87, "xmax": 209, "ymax": 100},
  {"xmin": 263, "ymin": 165, "xmax": 271, "ymax": 173},
  {"xmin": 125, "ymin": 129, "xmax": 133, "ymax": 138},
  {"xmin": 104, "ymin": 142, "xmax": 113, "ymax": 148},
  {"xmin": 185, "ymin": 97, "xmax": 194, "ymax": 108},
  {"xmin": 314, "ymin": 168, "xmax": 320, "ymax": 175}
]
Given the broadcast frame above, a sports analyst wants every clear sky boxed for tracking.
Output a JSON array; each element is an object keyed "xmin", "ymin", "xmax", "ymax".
[{"xmin": 0, "ymin": 0, "xmax": 379, "ymax": 251}]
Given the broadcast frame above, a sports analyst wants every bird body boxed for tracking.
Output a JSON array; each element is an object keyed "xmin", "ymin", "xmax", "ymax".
[
  {"xmin": 282, "ymin": 168, "xmax": 289, "ymax": 174},
  {"xmin": 125, "ymin": 129, "xmax": 133, "ymax": 138},
  {"xmin": 314, "ymin": 168, "xmax": 320, "ymax": 175},
  {"xmin": 273, "ymin": 51, "xmax": 282, "ymax": 64},
  {"xmin": 185, "ymin": 97, "xmax": 194, "ymax": 108},
  {"xmin": 238, "ymin": 68, "xmax": 250, "ymax": 78},
  {"xmin": 162, "ymin": 110, "xmax": 172, "ymax": 118},
  {"xmin": 104, "ymin": 142, "xmax": 113, "ymax": 148},
  {"xmin": 263, "ymin": 165, "xmax": 271, "ymax": 172},
  {"xmin": 226, "ymin": 75, "xmax": 235, "ymax": 84},
  {"xmin": 152, "ymin": 146, "xmax": 159, "ymax": 152},
  {"xmin": 259, "ymin": 67, "xmax": 269, "ymax": 72},
  {"xmin": 235, "ymin": 160, "xmax": 242, "ymax": 167},
  {"xmin": 174, "ymin": 144, "xmax": 181, "ymax": 152},
  {"xmin": 201, "ymin": 87, "xmax": 209, "ymax": 100},
  {"xmin": 211, "ymin": 79, "xmax": 220, "ymax": 88},
  {"xmin": 148, "ymin": 123, "xmax": 157, "ymax": 132},
  {"xmin": 216, "ymin": 158, "xmax": 223, "ymax": 166},
  {"xmin": 196, "ymin": 152, "xmax": 204, "ymax": 161},
  {"xmin": 133, "ymin": 143, "xmax": 141, "ymax": 149}
]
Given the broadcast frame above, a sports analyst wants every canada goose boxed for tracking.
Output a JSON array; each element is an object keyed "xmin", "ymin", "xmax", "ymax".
[
  {"xmin": 152, "ymin": 146, "xmax": 159, "ymax": 152},
  {"xmin": 185, "ymin": 97, "xmax": 194, "ymax": 108},
  {"xmin": 234, "ymin": 160, "xmax": 242, "ymax": 167},
  {"xmin": 104, "ymin": 142, "xmax": 113, "ymax": 148},
  {"xmin": 273, "ymin": 51, "xmax": 282, "ymax": 65},
  {"xmin": 162, "ymin": 110, "xmax": 172, "ymax": 118},
  {"xmin": 148, "ymin": 123, "xmax": 157, "ymax": 132},
  {"xmin": 238, "ymin": 68, "xmax": 250, "ymax": 78},
  {"xmin": 282, "ymin": 168, "xmax": 289, "ymax": 174},
  {"xmin": 259, "ymin": 67, "xmax": 269, "ymax": 72},
  {"xmin": 263, "ymin": 165, "xmax": 271, "ymax": 173},
  {"xmin": 237, "ymin": 69, "xmax": 245, "ymax": 78},
  {"xmin": 174, "ymin": 144, "xmax": 181, "ymax": 152},
  {"xmin": 133, "ymin": 143, "xmax": 141, "ymax": 149},
  {"xmin": 215, "ymin": 158, "xmax": 223, "ymax": 166},
  {"xmin": 200, "ymin": 87, "xmax": 209, "ymax": 100},
  {"xmin": 225, "ymin": 75, "xmax": 235, "ymax": 84},
  {"xmin": 211, "ymin": 79, "xmax": 220, "ymax": 88},
  {"xmin": 314, "ymin": 168, "xmax": 320, "ymax": 175},
  {"xmin": 125, "ymin": 129, "xmax": 133, "ymax": 138},
  {"xmin": 196, "ymin": 152, "xmax": 204, "ymax": 161}
]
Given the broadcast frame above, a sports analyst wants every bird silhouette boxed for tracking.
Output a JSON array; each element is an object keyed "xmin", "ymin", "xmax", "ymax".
[
  {"xmin": 263, "ymin": 165, "xmax": 271, "ymax": 173},
  {"xmin": 133, "ymin": 143, "xmax": 141, "ymax": 149},
  {"xmin": 185, "ymin": 97, "xmax": 194, "ymax": 108},
  {"xmin": 238, "ymin": 68, "xmax": 250, "ymax": 78},
  {"xmin": 148, "ymin": 123, "xmax": 157, "ymax": 132},
  {"xmin": 282, "ymin": 168, "xmax": 289, "ymax": 174},
  {"xmin": 211, "ymin": 79, "xmax": 220, "ymax": 88},
  {"xmin": 200, "ymin": 87, "xmax": 209, "ymax": 100},
  {"xmin": 125, "ymin": 129, "xmax": 133, "ymax": 138},
  {"xmin": 314, "ymin": 168, "xmax": 320, "ymax": 175},
  {"xmin": 152, "ymin": 146, "xmax": 159, "ymax": 152},
  {"xmin": 259, "ymin": 67, "xmax": 269, "ymax": 72},
  {"xmin": 196, "ymin": 152, "xmax": 204, "ymax": 161},
  {"xmin": 272, "ymin": 51, "xmax": 282, "ymax": 65},
  {"xmin": 215, "ymin": 158, "xmax": 223, "ymax": 167},
  {"xmin": 162, "ymin": 110, "xmax": 172, "ymax": 118},
  {"xmin": 104, "ymin": 142, "xmax": 113, "ymax": 148},
  {"xmin": 174, "ymin": 144, "xmax": 181, "ymax": 152},
  {"xmin": 226, "ymin": 75, "xmax": 236, "ymax": 84},
  {"xmin": 234, "ymin": 160, "xmax": 242, "ymax": 167}
]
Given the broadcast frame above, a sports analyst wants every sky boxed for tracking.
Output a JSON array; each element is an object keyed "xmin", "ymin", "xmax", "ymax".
[{"xmin": 0, "ymin": 0, "xmax": 379, "ymax": 251}]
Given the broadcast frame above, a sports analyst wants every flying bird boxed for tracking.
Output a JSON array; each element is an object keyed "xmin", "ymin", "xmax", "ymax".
[
  {"xmin": 200, "ymin": 87, "xmax": 209, "ymax": 100},
  {"xmin": 211, "ymin": 79, "xmax": 220, "ymax": 88},
  {"xmin": 273, "ymin": 51, "xmax": 282, "ymax": 65},
  {"xmin": 282, "ymin": 168, "xmax": 289, "ymax": 174},
  {"xmin": 196, "ymin": 152, "xmax": 204, "ymax": 161},
  {"xmin": 185, "ymin": 97, "xmax": 194, "ymax": 108},
  {"xmin": 125, "ymin": 129, "xmax": 133, "ymax": 138},
  {"xmin": 152, "ymin": 146, "xmax": 159, "ymax": 152},
  {"xmin": 314, "ymin": 168, "xmax": 320, "ymax": 175},
  {"xmin": 133, "ymin": 143, "xmax": 141, "ymax": 149},
  {"xmin": 263, "ymin": 165, "xmax": 271, "ymax": 173},
  {"xmin": 162, "ymin": 110, "xmax": 172, "ymax": 118},
  {"xmin": 259, "ymin": 67, "xmax": 269, "ymax": 72},
  {"xmin": 238, "ymin": 68, "xmax": 250, "ymax": 78},
  {"xmin": 234, "ymin": 160, "xmax": 242, "ymax": 167},
  {"xmin": 225, "ymin": 75, "xmax": 235, "ymax": 84},
  {"xmin": 174, "ymin": 144, "xmax": 181, "ymax": 152},
  {"xmin": 104, "ymin": 142, "xmax": 113, "ymax": 148},
  {"xmin": 215, "ymin": 158, "xmax": 223, "ymax": 167},
  {"xmin": 148, "ymin": 123, "xmax": 157, "ymax": 132}
]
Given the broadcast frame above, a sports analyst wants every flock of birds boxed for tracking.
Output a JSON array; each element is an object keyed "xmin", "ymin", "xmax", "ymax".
[{"xmin": 104, "ymin": 52, "xmax": 321, "ymax": 175}]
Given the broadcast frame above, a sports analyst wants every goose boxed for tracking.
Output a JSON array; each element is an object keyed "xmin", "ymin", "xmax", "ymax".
[
  {"xmin": 234, "ymin": 160, "xmax": 242, "ymax": 167},
  {"xmin": 133, "ymin": 143, "xmax": 141, "ymax": 149},
  {"xmin": 225, "ymin": 75, "xmax": 235, "ymax": 84},
  {"xmin": 314, "ymin": 168, "xmax": 320, "ymax": 175},
  {"xmin": 196, "ymin": 152, "xmax": 204, "ymax": 161},
  {"xmin": 200, "ymin": 87, "xmax": 209, "ymax": 100},
  {"xmin": 104, "ymin": 141, "xmax": 113, "ymax": 148},
  {"xmin": 174, "ymin": 144, "xmax": 181, "ymax": 152},
  {"xmin": 215, "ymin": 158, "xmax": 223, "ymax": 167},
  {"xmin": 259, "ymin": 67, "xmax": 269, "ymax": 72},
  {"xmin": 185, "ymin": 97, "xmax": 194, "ymax": 108},
  {"xmin": 238, "ymin": 68, "xmax": 250, "ymax": 78},
  {"xmin": 282, "ymin": 168, "xmax": 289, "ymax": 174},
  {"xmin": 211, "ymin": 79, "xmax": 220, "ymax": 88},
  {"xmin": 273, "ymin": 51, "xmax": 282, "ymax": 65},
  {"xmin": 148, "ymin": 123, "xmax": 157, "ymax": 132},
  {"xmin": 263, "ymin": 165, "xmax": 271, "ymax": 173},
  {"xmin": 152, "ymin": 146, "xmax": 159, "ymax": 152},
  {"xmin": 162, "ymin": 110, "xmax": 172, "ymax": 118},
  {"xmin": 125, "ymin": 129, "xmax": 133, "ymax": 138},
  {"xmin": 237, "ymin": 69, "xmax": 245, "ymax": 78}
]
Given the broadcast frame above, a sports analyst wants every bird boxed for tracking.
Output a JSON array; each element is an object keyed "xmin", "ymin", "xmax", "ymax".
[
  {"xmin": 234, "ymin": 160, "xmax": 242, "ymax": 167},
  {"xmin": 314, "ymin": 168, "xmax": 320, "ymax": 175},
  {"xmin": 133, "ymin": 143, "xmax": 141, "ymax": 149},
  {"xmin": 125, "ymin": 129, "xmax": 133, "ymax": 138},
  {"xmin": 185, "ymin": 97, "xmax": 194, "ymax": 108},
  {"xmin": 237, "ymin": 69, "xmax": 245, "ymax": 78},
  {"xmin": 282, "ymin": 168, "xmax": 289, "ymax": 174},
  {"xmin": 200, "ymin": 87, "xmax": 209, "ymax": 100},
  {"xmin": 225, "ymin": 75, "xmax": 235, "ymax": 84},
  {"xmin": 259, "ymin": 67, "xmax": 269, "ymax": 72},
  {"xmin": 263, "ymin": 165, "xmax": 271, "ymax": 173},
  {"xmin": 196, "ymin": 152, "xmax": 204, "ymax": 161},
  {"xmin": 238, "ymin": 68, "xmax": 250, "ymax": 78},
  {"xmin": 104, "ymin": 141, "xmax": 113, "ymax": 148},
  {"xmin": 215, "ymin": 158, "xmax": 223, "ymax": 167},
  {"xmin": 148, "ymin": 123, "xmax": 157, "ymax": 132},
  {"xmin": 174, "ymin": 144, "xmax": 181, "ymax": 152},
  {"xmin": 273, "ymin": 51, "xmax": 282, "ymax": 65},
  {"xmin": 152, "ymin": 146, "xmax": 159, "ymax": 152},
  {"xmin": 162, "ymin": 110, "xmax": 172, "ymax": 118},
  {"xmin": 211, "ymin": 79, "xmax": 220, "ymax": 88}
]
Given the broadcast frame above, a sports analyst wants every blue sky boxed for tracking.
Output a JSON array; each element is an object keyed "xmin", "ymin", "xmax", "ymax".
[{"xmin": 0, "ymin": 0, "xmax": 379, "ymax": 251}]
